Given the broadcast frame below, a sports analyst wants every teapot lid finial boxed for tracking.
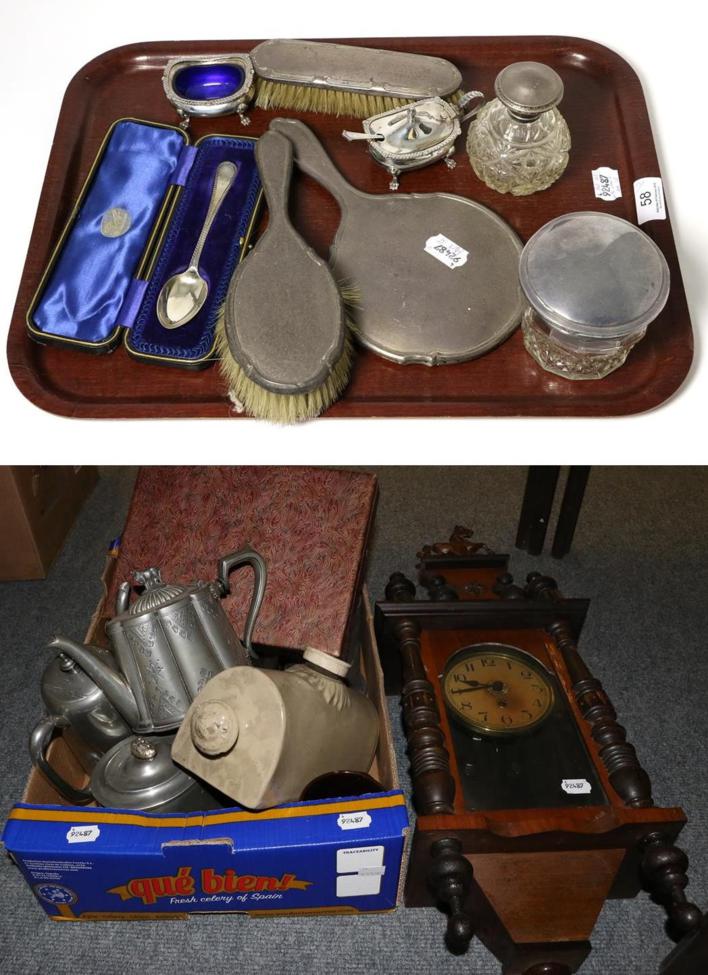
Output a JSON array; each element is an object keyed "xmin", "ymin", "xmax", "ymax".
[
  {"xmin": 133, "ymin": 567, "xmax": 163, "ymax": 590},
  {"xmin": 128, "ymin": 568, "xmax": 189, "ymax": 615}
]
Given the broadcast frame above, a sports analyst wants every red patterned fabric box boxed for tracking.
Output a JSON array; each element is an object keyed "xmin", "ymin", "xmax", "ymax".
[{"xmin": 104, "ymin": 466, "xmax": 378, "ymax": 657}]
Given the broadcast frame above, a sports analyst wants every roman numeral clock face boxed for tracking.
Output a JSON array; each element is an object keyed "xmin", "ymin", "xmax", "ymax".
[{"xmin": 442, "ymin": 644, "xmax": 555, "ymax": 736}]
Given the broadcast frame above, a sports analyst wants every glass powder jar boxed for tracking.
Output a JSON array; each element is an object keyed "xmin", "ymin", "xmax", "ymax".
[
  {"xmin": 519, "ymin": 212, "xmax": 670, "ymax": 380},
  {"xmin": 466, "ymin": 61, "xmax": 570, "ymax": 196}
]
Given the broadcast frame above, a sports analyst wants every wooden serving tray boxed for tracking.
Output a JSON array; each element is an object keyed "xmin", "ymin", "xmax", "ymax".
[{"xmin": 7, "ymin": 36, "xmax": 693, "ymax": 418}]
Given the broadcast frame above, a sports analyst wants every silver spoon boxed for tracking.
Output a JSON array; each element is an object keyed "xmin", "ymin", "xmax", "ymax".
[{"xmin": 157, "ymin": 160, "xmax": 238, "ymax": 329}]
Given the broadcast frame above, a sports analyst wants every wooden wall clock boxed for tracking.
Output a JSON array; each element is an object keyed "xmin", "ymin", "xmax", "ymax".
[{"xmin": 375, "ymin": 527, "xmax": 708, "ymax": 975}]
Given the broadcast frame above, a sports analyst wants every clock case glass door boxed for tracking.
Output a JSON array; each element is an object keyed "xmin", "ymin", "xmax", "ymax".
[{"xmin": 440, "ymin": 641, "xmax": 607, "ymax": 812}]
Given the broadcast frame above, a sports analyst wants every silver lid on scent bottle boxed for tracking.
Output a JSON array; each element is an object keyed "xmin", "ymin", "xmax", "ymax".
[
  {"xmin": 495, "ymin": 62, "xmax": 564, "ymax": 118},
  {"xmin": 519, "ymin": 212, "xmax": 671, "ymax": 339}
]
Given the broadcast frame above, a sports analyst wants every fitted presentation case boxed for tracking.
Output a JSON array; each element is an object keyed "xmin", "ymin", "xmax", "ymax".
[
  {"xmin": 26, "ymin": 118, "xmax": 262, "ymax": 369},
  {"xmin": 2, "ymin": 593, "xmax": 409, "ymax": 920}
]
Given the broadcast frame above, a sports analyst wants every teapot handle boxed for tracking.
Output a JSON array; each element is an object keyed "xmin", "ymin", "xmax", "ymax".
[
  {"xmin": 29, "ymin": 715, "xmax": 94, "ymax": 805},
  {"xmin": 216, "ymin": 547, "xmax": 268, "ymax": 656},
  {"xmin": 115, "ymin": 580, "xmax": 131, "ymax": 615}
]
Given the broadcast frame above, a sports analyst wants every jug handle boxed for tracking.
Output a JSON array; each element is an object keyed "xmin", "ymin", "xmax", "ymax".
[
  {"xmin": 29, "ymin": 716, "xmax": 94, "ymax": 805},
  {"xmin": 216, "ymin": 547, "xmax": 267, "ymax": 656}
]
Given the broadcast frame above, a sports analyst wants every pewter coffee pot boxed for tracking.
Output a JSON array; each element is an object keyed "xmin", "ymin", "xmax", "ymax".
[
  {"xmin": 29, "ymin": 646, "xmax": 131, "ymax": 804},
  {"xmin": 49, "ymin": 547, "xmax": 267, "ymax": 735}
]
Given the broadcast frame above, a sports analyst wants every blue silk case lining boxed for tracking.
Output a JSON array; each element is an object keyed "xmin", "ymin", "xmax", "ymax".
[
  {"xmin": 30, "ymin": 120, "xmax": 261, "ymax": 366},
  {"xmin": 31, "ymin": 121, "xmax": 185, "ymax": 347},
  {"xmin": 126, "ymin": 135, "xmax": 261, "ymax": 364}
]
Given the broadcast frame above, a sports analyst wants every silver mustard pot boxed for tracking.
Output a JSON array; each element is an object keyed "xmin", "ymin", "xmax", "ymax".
[
  {"xmin": 49, "ymin": 547, "xmax": 267, "ymax": 735},
  {"xmin": 29, "ymin": 647, "xmax": 131, "ymax": 804},
  {"xmin": 342, "ymin": 92, "xmax": 484, "ymax": 190}
]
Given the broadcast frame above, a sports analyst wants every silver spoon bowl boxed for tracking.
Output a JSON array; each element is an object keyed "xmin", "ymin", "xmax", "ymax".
[{"xmin": 157, "ymin": 160, "xmax": 238, "ymax": 330}]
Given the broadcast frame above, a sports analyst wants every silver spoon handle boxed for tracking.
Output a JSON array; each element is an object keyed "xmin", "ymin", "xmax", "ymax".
[
  {"xmin": 189, "ymin": 161, "xmax": 238, "ymax": 269},
  {"xmin": 341, "ymin": 130, "xmax": 384, "ymax": 142}
]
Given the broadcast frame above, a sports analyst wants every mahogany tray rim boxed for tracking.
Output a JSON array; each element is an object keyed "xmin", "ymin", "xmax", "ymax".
[{"xmin": 6, "ymin": 34, "xmax": 694, "ymax": 419}]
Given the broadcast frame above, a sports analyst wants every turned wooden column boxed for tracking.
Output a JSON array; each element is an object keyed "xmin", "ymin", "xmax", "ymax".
[
  {"xmin": 428, "ymin": 837, "xmax": 475, "ymax": 954},
  {"xmin": 385, "ymin": 572, "xmax": 455, "ymax": 814},
  {"xmin": 641, "ymin": 833, "xmax": 704, "ymax": 944},
  {"xmin": 525, "ymin": 572, "xmax": 653, "ymax": 808}
]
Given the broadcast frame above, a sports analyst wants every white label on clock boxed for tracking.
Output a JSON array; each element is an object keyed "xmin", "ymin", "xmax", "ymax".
[{"xmin": 562, "ymin": 778, "xmax": 592, "ymax": 795}]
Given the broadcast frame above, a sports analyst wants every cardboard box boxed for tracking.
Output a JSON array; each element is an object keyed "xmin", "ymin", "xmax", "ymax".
[
  {"xmin": 2, "ymin": 592, "xmax": 409, "ymax": 921},
  {"xmin": 0, "ymin": 466, "xmax": 98, "ymax": 581}
]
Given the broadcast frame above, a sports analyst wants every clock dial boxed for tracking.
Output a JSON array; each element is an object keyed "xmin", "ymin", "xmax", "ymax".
[{"xmin": 442, "ymin": 644, "xmax": 555, "ymax": 736}]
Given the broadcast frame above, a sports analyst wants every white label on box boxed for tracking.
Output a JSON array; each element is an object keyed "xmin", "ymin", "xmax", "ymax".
[
  {"xmin": 592, "ymin": 167, "xmax": 622, "ymax": 201},
  {"xmin": 66, "ymin": 825, "xmax": 100, "ymax": 844},
  {"xmin": 336, "ymin": 845, "xmax": 384, "ymax": 873},
  {"xmin": 336, "ymin": 845, "xmax": 386, "ymax": 897},
  {"xmin": 424, "ymin": 233, "xmax": 469, "ymax": 269},
  {"xmin": 561, "ymin": 778, "xmax": 592, "ymax": 795},
  {"xmin": 336, "ymin": 873, "xmax": 383, "ymax": 897},
  {"xmin": 634, "ymin": 177, "xmax": 666, "ymax": 225},
  {"xmin": 337, "ymin": 811, "xmax": 372, "ymax": 831}
]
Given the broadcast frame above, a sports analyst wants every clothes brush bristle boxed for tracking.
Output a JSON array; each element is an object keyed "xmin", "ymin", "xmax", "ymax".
[{"xmin": 254, "ymin": 78, "xmax": 410, "ymax": 118}]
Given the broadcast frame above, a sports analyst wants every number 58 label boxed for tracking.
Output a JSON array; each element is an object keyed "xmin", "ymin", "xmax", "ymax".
[{"xmin": 634, "ymin": 177, "xmax": 666, "ymax": 225}]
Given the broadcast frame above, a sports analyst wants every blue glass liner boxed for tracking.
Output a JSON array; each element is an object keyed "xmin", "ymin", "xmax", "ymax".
[
  {"xmin": 126, "ymin": 136, "xmax": 261, "ymax": 364},
  {"xmin": 31, "ymin": 120, "xmax": 186, "ymax": 344},
  {"xmin": 173, "ymin": 63, "xmax": 245, "ymax": 101}
]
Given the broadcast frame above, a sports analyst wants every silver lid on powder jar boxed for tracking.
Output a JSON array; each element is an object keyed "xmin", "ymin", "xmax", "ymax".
[{"xmin": 519, "ymin": 212, "xmax": 670, "ymax": 340}]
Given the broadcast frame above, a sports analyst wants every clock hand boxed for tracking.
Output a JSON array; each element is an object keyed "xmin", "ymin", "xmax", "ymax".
[{"xmin": 450, "ymin": 680, "xmax": 506, "ymax": 694}]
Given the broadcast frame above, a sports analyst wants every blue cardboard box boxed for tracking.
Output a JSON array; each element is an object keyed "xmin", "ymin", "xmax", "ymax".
[
  {"xmin": 3, "ymin": 794, "xmax": 408, "ymax": 920},
  {"xmin": 3, "ymin": 594, "xmax": 409, "ymax": 920}
]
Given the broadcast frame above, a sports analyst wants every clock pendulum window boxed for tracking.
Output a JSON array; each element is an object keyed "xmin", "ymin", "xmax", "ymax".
[{"xmin": 375, "ymin": 527, "xmax": 708, "ymax": 975}]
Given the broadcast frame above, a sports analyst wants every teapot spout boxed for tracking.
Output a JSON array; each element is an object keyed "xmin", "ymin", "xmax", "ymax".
[{"xmin": 49, "ymin": 635, "xmax": 140, "ymax": 728}]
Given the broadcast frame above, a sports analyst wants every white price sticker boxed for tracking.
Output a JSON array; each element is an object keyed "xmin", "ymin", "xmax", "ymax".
[
  {"xmin": 561, "ymin": 779, "xmax": 592, "ymax": 796},
  {"xmin": 592, "ymin": 167, "xmax": 622, "ymax": 201},
  {"xmin": 66, "ymin": 825, "xmax": 100, "ymax": 844},
  {"xmin": 634, "ymin": 177, "xmax": 666, "ymax": 225},
  {"xmin": 337, "ymin": 811, "xmax": 372, "ymax": 831},
  {"xmin": 424, "ymin": 233, "xmax": 469, "ymax": 269}
]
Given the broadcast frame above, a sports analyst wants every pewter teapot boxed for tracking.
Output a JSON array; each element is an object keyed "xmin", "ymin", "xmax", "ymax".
[
  {"xmin": 49, "ymin": 547, "xmax": 267, "ymax": 735},
  {"xmin": 29, "ymin": 646, "xmax": 131, "ymax": 804}
]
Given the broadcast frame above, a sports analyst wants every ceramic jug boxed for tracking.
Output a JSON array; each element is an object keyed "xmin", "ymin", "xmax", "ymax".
[
  {"xmin": 29, "ymin": 647, "xmax": 131, "ymax": 804},
  {"xmin": 172, "ymin": 647, "xmax": 379, "ymax": 809},
  {"xmin": 49, "ymin": 547, "xmax": 267, "ymax": 735}
]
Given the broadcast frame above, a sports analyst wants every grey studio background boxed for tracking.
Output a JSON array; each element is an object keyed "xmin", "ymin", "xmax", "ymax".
[{"xmin": 1, "ymin": 466, "xmax": 707, "ymax": 975}]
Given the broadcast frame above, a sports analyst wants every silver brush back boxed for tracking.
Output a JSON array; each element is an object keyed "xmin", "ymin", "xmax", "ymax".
[{"xmin": 251, "ymin": 39, "xmax": 463, "ymax": 100}]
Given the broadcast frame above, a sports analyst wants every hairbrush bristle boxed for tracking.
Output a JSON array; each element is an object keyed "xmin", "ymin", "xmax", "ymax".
[
  {"xmin": 215, "ymin": 312, "xmax": 354, "ymax": 424},
  {"xmin": 254, "ymin": 78, "xmax": 411, "ymax": 118}
]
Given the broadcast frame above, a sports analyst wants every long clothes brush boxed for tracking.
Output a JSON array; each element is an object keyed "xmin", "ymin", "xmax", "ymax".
[
  {"xmin": 251, "ymin": 39, "xmax": 463, "ymax": 118},
  {"xmin": 270, "ymin": 118, "xmax": 525, "ymax": 366},
  {"xmin": 217, "ymin": 130, "xmax": 351, "ymax": 422}
]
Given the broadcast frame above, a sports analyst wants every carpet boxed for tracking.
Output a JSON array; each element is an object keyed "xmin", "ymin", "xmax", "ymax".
[{"xmin": 1, "ymin": 466, "xmax": 706, "ymax": 975}]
